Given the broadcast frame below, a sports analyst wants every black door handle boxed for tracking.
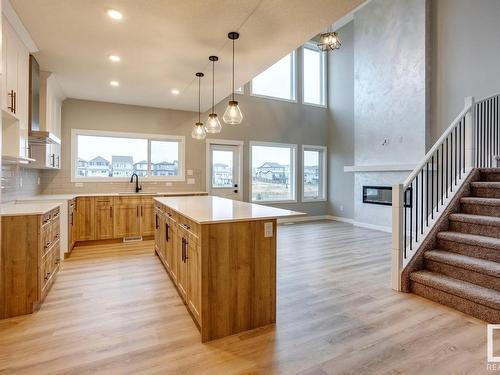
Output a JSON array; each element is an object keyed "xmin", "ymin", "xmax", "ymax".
[
  {"xmin": 234, "ymin": 189, "xmax": 238, "ymax": 193},
  {"xmin": 234, "ymin": 184, "xmax": 238, "ymax": 188}
]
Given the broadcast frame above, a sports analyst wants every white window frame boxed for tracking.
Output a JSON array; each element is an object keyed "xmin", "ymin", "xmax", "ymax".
[
  {"xmin": 71, "ymin": 129, "xmax": 185, "ymax": 182},
  {"xmin": 302, "ymin": 42, "xmax": 327, "ymax": 108},
  {"xmin": 249, "ymin": 141, "xmax": 297, "ymax": 204},
  {"xmin": 250, "ymin": 50, "xmax": 297, "ymax": 103},
  {"xmin": 301, "ymin": 145, "xmax": 327, "ymax": 202}
]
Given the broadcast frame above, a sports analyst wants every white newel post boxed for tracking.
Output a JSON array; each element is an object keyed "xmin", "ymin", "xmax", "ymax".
[
  {"xmin": 391, "ymin": 183, "xmax": 404, "ymax": 291},
  {"xmin": 464, "ymin": 96, "xmax": 475, "ymax": 170}
]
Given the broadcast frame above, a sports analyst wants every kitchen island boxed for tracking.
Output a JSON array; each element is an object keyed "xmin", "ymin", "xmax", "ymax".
[{"xmin": 153, "ymin": 196, "xmax": 303, "ymax": 342}]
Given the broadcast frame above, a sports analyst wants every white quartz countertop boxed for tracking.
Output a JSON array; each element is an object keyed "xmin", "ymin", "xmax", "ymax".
[
  {"xmin": 0, "ymin": 202, "xmax": 62, "ymax": 216},
  {"xmin": 154, "ymin": 196, "xmax": 305, "ymax": 224},
  {"xmin": 15, "ymin": 191, "xmax": 208, "ymax": 202}
]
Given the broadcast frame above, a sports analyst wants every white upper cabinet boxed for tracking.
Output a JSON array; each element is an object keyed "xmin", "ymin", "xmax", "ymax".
[{"xmin": 1, "ymin": 14, "xmax": 30, "ymax": 160}]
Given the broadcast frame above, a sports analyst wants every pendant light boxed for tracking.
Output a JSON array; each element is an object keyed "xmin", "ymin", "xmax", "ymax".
[
  {"xmin": 191, "ymin": 72, "xmax": 206, "ymax": 140},
  {"xmin": 205, "ymin": 56, "xmax": 222, "ymax": 133},
  {"xmin": 317, "ymin": 24, "xmax": 341, "ymax": 52},
  {"xmin": 223, "ymin": 32, "xmax": 243, "ymax": 125}
]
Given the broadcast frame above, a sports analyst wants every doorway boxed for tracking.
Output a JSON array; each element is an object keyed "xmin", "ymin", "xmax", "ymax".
[{"xmin": 206, "ymin": 139, "xmax": 243, "ymax": 200}]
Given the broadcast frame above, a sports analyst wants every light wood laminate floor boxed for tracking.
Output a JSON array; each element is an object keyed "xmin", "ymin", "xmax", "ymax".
[{"xmin": 0, "ymin": 221, "xmax": 489, "ymax": 374}]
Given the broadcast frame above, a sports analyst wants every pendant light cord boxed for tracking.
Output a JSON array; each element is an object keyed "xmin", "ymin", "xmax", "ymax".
[
  {"xmin": 212, "ymin": 60, "xmax": 215, "ymax": 114},
  {"xmin": 232, "ymin": 39, "xmax": 235, "ymax": 102},
  {"xmin": 198, "ymin": 76, "xmax": 201, "ymax": 123}
]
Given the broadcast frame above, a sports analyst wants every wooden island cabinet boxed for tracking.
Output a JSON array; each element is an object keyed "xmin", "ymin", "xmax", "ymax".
[
  {"xmin": 154, "ymin": 196, "xmax": 303, "ymax": 342},
  {"xmin": 0, "ymin": 204, "xmax": 61, "ymax": 319}
]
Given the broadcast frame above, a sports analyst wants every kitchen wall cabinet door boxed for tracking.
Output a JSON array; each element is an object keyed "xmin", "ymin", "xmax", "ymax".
[
  {"xmin": 113, "ymin": 197, "xmax": 141, "ymax": 238},
  {"xmin": 140, "ymin": 196, "xmax": 155, "ymax": 236},
  {"xmin": 74, "ymin": 197, "xmax": 95, "ymax": 241},
  {"xmin": 95, "ymin": 198, "xmax": 114, "ymax": 240}
]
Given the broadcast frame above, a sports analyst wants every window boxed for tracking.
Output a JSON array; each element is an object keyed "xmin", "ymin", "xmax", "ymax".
[
  {"xmin": 302, "ymin": 43, "xmax": 326, "ymax": 106},
  {"xmin": 212, "ymin": 149, "xmax": 233, "ymax": 188},
  {"xmin": 250, "ymin": 142, "xmax": 296, "ymax": 203},
  {"xmin": 251, "ymin": 51, "xmax": 296, "ymax": 101},
  {"xmin": 302, "ymin": 145, "xmax": 327, "ymax": 201},
  {"xmin": 72, "ymin": 129, "xmax": 184, "ymax": 181}
]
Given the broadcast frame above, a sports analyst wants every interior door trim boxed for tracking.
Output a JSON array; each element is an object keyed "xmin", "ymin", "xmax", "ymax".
[{"xmin": 205, "ymin": 138, "xmax": 244, "ymax": 200}]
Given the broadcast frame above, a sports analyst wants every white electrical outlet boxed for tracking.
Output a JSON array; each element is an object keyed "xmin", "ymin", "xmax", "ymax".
[
  {"xmin": 19, "ymin": 176, "xmax": 23, "ymax": 188},
  {"xmin": 264, "ymin": 222, "xmax": 273, "ymax": 238},
  {"xmin": 37, "ymin": 177, "xmax": 41, "ymax": 185},
  {"xmin": 187, "ymin": 178, "xmax": 195, "ymax": 185},
  {"xmin": 75, "ymin": 182, "xmax": 83, "ymax": 187},
  {"xmin": 165, "ymin": 182, "xmax": 173, "ymax": 187},
  {"xmin": 340, "ymin": 205, "xmax": 344, "ymax": 212},
  {"xmin": 187, "ymin": 169, "xmax": 193, "ymax": 176}
]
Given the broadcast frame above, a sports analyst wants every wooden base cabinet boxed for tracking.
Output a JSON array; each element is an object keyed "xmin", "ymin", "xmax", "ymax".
[
  {"xmin": 0, "ymin": 207, "xmax": 61, "ymax": 319},
  {"xmin": 154, "ymin": 200, "xmax": 277, "ymax": 342}
]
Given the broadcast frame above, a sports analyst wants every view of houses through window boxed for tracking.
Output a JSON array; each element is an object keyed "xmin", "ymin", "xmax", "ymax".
[
  {"xmin": 303, "ymin": 146, "xmax": 326, "ymax": 200},
  {"xmin": 212, "ymin": 150, "xmax": 234, "ymax": 188},
  {"xmin": 251, "ymin": 143, "xmax": 296, "ymax": 202},
  {"xmin": 74, "ymin": 132, "xmax": 182, "ymax": 179}
]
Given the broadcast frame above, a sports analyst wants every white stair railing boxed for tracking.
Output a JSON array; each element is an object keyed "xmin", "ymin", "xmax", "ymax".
[{"xmin": 392, "ymin": 93, "xmax": 500, "ymax": 290}]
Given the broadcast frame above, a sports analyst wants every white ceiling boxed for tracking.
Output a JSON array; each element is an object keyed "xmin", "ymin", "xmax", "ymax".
[{"xmin": 11, "ymin": 0, "xmax": 364, "ymax": 112}]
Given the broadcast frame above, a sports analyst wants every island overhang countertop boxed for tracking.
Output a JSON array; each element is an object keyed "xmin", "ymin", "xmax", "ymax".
[{"xmin": 154, "ymin": 195, "xmax": 305, "ymax": 224}]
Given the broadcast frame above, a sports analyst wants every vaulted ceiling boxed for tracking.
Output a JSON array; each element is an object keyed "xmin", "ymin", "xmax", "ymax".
[{"xmin": 11, "ymin": 0, "xmax": 364, "ymax": 112}]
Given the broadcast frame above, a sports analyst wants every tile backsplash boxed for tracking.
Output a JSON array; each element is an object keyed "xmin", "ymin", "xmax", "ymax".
[
  {"xmin": 1, "ymin": 163, "xmax": 42, "ymax": 202},
  {"xmin": 39, "ymin": 169, "xmax": 204, "ymax": 195}
]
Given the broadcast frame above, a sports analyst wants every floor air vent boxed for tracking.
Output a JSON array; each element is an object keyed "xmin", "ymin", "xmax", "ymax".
[{"xmin": 123, "ymin": 236, "xmax": 143, "ymax": 243}]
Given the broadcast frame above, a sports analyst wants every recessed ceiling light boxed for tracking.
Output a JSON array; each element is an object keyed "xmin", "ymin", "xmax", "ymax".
[
  {"xmin": 109, "ymin": 55, "xmax": 121, "ymax": 62},
  {"xmin": 110, "ymin": 80, "xmax": 120, "ymax": 87},
  {"xmin": 107, "ymin": 9, "xmax": 123, "ymax": 20},
  {"xmin": 171, "ymin": 89, "xmax": 180, "ymax": 95}
]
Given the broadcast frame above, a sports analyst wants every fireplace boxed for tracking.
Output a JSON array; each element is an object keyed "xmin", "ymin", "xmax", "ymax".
[{"xmin": 362, "ymin": 186, "xmax": 392, "ymax": 206}]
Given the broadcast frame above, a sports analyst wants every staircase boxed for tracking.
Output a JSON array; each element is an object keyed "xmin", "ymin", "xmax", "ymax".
[
  {"xmin": 392, "ymin": 92, "xmax": 500, "ymax": 322},
  {"xmin": 410, "ymin": 169, "xmax": 500, "ymax": 322}
]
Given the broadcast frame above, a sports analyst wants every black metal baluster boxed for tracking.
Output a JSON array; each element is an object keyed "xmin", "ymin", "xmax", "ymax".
[
  {"xmin": 476, "ymin": 103, "xmax": 480, "ymax": 166},
  {"xmin": 409, "ymin": 184, "xmax": 413, "ymax": 251},
  {"xmin": 426, "ymin": 162, "xmax": 429, "ymax": 226},
  {"xmin": 436, "ymin": 149, "xmax": 439, "ymax": 213},
  {"xmin": 458, "ymin": 120, "xmax": 462, "ymax": 179},
  {"xmin": 404, "ymin": 191, "xmax": 407, "ymax": 258},
  {"xmin": 462, "ymin": 117, "xmax": 465, "ymax": 173},
  {"xmin": 446, "ymin": 137, "xmax": 449, "ymax": 198},
  {"xmin": 415, "ymin": 174, "xmax": 418, "ymax": 243},
  {"xmin": 441, "ymin": 143, "xmax": 444, "ymax": 204},
  {"xmin": 420, "ymin": 169, "xmax": 424, "ymax": 234},
  {"xmin": 450, "ymin": 132, "xmax": 453, "ymax": 192},
  {"xmin": 454, "ymin": 127, "xmax": 458, "ymax": 185},
  {"xmin": 431, "ymin": 155, "xmax": 435, "ymax": 219}
]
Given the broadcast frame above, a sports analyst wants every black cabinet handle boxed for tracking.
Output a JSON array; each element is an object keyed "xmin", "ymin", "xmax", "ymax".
[
  {"xmin": 166, "ymin": 223, "xmax": 170, "ymax": 242},
  {"xmin": 155, "ymin": 214, "xmax": 159, "ymax": 229}
]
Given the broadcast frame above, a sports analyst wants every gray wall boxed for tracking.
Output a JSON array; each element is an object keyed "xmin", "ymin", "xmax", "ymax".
[
  {"xmin": 42, "ymin": 62, "xmax": 330, "ymax": 216},
  {"xmin": 328, "ymin": 21, "xmax": 354, "ymax": 219},
  {"xmin": 353, "ymin": 0, "xmax": 427, "ymax": 229},
  {"xmin": 431, "ymin": 0, "xmax": 500, "ymax": 142}
]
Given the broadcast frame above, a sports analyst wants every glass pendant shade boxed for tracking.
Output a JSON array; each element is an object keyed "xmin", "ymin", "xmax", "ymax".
[
  {"xmin": 205, "ymin": 113, "xmax": 222, "ymax": 133},
  {"xmin": 191, "ymin": 122, "xmax": 206, "ymax": 140},
  {"xmin": 223, "ymin": 100, "xmax": 243, "ymax": 125}
]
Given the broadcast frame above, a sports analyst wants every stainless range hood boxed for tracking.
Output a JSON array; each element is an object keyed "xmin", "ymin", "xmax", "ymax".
[
  {"xmin": 29, "ymin": 130, "xmax": 61, "ymax": 144},
  {"xmin": 28, "ymin": 55, "xmax": 61, "ymax": 145}
]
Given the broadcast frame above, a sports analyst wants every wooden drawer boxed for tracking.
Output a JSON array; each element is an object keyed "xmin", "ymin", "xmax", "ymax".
[{"xmin": 177, "ymin": 215, "xmax": 200, "ymax": 239}]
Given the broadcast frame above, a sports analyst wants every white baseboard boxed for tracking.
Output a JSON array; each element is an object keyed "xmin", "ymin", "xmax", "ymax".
[
  {"xmin": 277, "ymin": 215, "xmax": 331, "ymax": 224},
  {"xmin": 279, "ymin": 214, "xmax": 392, "ymax": 233},
  {"xmin": 327, "ymin": 215, "xmax": 354, "ymax": 224}
]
